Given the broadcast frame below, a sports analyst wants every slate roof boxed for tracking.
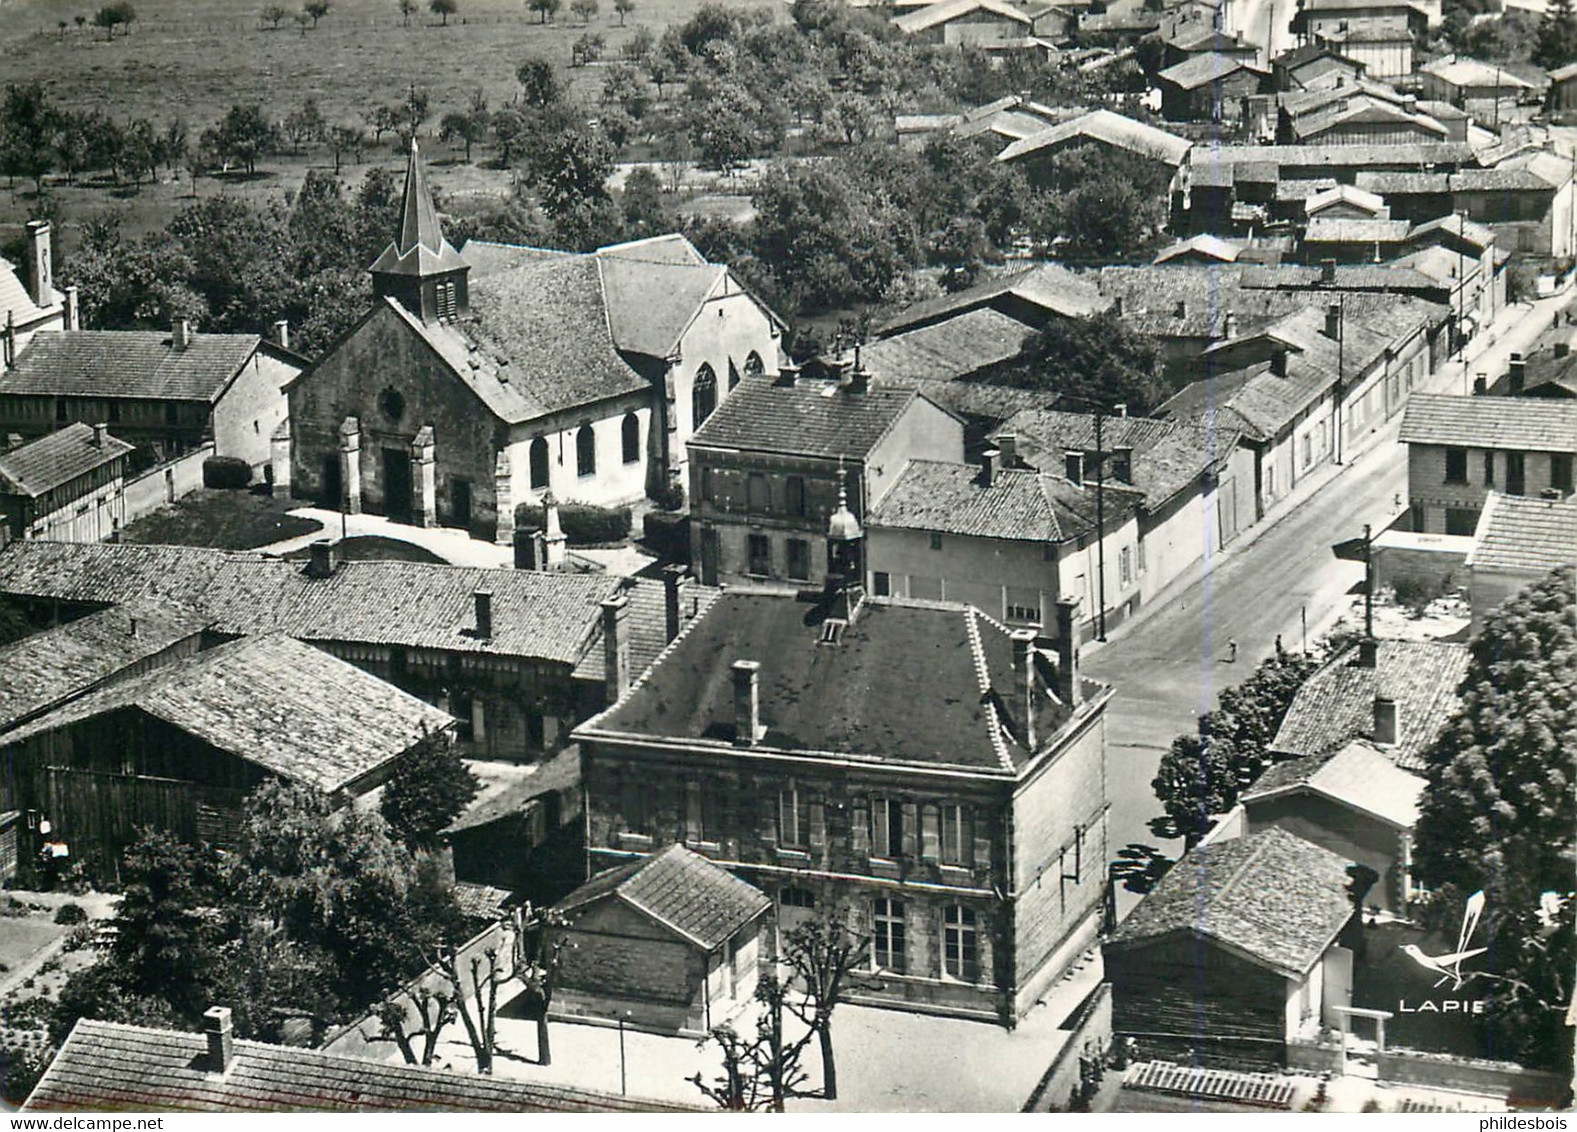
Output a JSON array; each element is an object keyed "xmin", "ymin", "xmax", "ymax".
[
  {"xmin": 997, "ymin": 110, "xmax": 1193, "ymax": 166},
  {"xmin": 0, "ymin": 424, "xmax": 134, "ymax": 498},
  {"xmin": 1, "ymin": 635, "xmax": 454, "ymax": 792},
  {"xmin": 0, "ymin": 599, "xmax": 208, "ymax": 734},
  {"xmin": 25, "ymin": 1018, "xmax": 693, "ymax": 1112},
  {"xmin": 1270, "ymin": 638, "xmax": 1471, "ymax": 771},
  {"xmin": 597, "ymin": 255, "xmax": 726, "ymax": 359},
  {"xmin": 585, "ymin": 592, "xmax": 1101, "ymax": 774},
  {"xmin": 1304, "ymin": 217, "xmax": 1412, "ymax": 244},
  {"xmin": 1398, "ymin": 393, "xmax": 1577, "ymax": 453},
  {"xmin": 0, "ymin": 541, "xmax": 624, "ymax": 667},
  {"xmin": 867, "ymin": 460, "xmax": 1121, "ymax": 543},
  {"xmin": 0, "ymin": 330, "xmax": 268, "ymax": 403},
  {"xmin": 879, "ymin": 262, "xmax": 1109, "ymax": 335},
  {"xmin": 899, "ymin": 377, "xmax": 1053, "ymax": 425},
  {"xmin": 1106, "ymin": 827, "xmax": 1356, "ymax": 977},
  {"xmin": 1243, "ymin": 741, "xmax": 1426, "ymax": 829},
  {"xmin": 689, "ymin": 375, "xmax": 947, "ymax": 461},
  {"xmin": 559, "ymin": 844, "xmax": 770, "ymax": 951},
  {"xmin": 1467, "ymin": 492, "xmax": 1577, "ymax": 574},
  {"xmin": 369, "ymin": 142, "xmax": 469, "ymax": 278},
  {"xmin": 573, "ymin": 572, "xmax": 721, "ymax": 684},
  {"xmin": 859, "ymin": 308, "xmax": 1039, "ymax": 382},
  {"xmin": 1158, "ymin": 52, "xmax": 1269, "ymax": 90}
]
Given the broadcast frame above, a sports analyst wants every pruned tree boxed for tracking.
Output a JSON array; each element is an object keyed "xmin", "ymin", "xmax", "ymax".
[
  {"xmin": 304, "ymin": 0, "xmax": 331, "ymax": 27},
  {"xmin": 262, "ymin": 4, "xmax": 288, "ymax": 27},
  {"xmin": 570, "ymin": 0, "xmax": 598, "ymax": 23},
  {"xmin": 690, "ymin": 970, "xmax": 809, "ymax": 1111},
  {"xmin": 780, "ymin": 914, "xmax": 868, "ymax": 1100},
  {"xmin": 429, "ymin": 0, "xmax": 457, "ymax": 25},
  {"xmin": 613, "ymin": 0, "xmax": 634, "ymax": 24},
  {"xmin": 437, "ymin": 933, "xmax": 513, "ymax": 1074},
  {"xmin": 369, "ymin": 986, "xmax": 457, "ymax": 1066},
  {"xmin": 512, "ymin": 904, "xmax": 569, "ymax": 1065}
]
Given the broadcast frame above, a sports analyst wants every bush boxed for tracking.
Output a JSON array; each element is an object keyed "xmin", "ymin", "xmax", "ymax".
[
  {"xmin": 650, "ymin": 479, "xmax": 685, "ymax": 512},
  {"xmin": 61, "ymin": 925, "xmax": 96, "ymax": 953},
  {"xmin": 641, "ymin": 508, "xmax": 689, "ymax": 561},
  {"xmin": 53, "ymin": 903, "xmax": 87, "ymax": 925},
  {"xmin": 202, "ymin": 455, "xmax": 252, "ymax": 489},
  {"xmin": 514, "ymin": 501, "xmax": 630, "ymax": 545}
]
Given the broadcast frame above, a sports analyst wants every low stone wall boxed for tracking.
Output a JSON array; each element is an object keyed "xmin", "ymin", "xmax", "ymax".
[
  {"xmin": 1373, "ymin": 532, "xmax": 1471, "ymax": 600},
  {"xmin": 1378, "ymin": 1048, "xmax": 1571, "ymax": 1108},
  {"xmin": 1024, "ymin": 982, "xmax": 1113, "ymax": 1112},
  {"xmin": 1287, "ymin": 1038, "xmax": 1344, "ymax": 1076},
  {"xmin": 120, "ymin": 443, "xmax": 213, "ymax": 530}
]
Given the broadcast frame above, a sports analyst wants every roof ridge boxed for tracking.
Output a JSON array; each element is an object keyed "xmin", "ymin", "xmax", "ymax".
[{"xmin": 966, "ymin": 608, "xmax": 1017, "ymax": 772}]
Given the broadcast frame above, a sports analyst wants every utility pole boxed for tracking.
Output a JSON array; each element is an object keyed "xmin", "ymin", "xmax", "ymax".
[
  {"xmin": 1094, "ymin": 406, "xmax": 1107, "ymax": 642},
  {"xmin": 1363, "ymin": 522, "xmax": 1374, "ymax": 639},
  {"xmin": 1333, "ymin": 295, "xmax": 1345, "ymax": 466}
]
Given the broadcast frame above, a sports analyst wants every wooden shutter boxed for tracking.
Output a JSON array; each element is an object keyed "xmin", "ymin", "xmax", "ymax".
[
  {"xmin": 920, "ymin": 804, "xmax": 940, "ymax": 860},
  {"xmin": 759, "ymin": 789, "xmax": 778, "ymax": 848},
  {"xmin": 900, "ymin": 802, "xmax": 918, "ymax": 859},
  {"xmin": 685, "ymin": 785, "xmax": 702, "ymax": 843},
  {"xmin": 808, "ymin": 800, "xmax": 826, "ymax": 853},
  {"xmin": 851, "ymin": 797, "xmax": 870, "ymax": 857},
  {"xmin": 972, "ymin": 812, "xmax": 993, "ymax": 872}
]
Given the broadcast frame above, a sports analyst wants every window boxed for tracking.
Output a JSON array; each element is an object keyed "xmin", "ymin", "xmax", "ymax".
[
  {"xmin": 1119, "ymin": 546, "xmax": 1132, "ymax": 587},
  {"xmin": 693, "ymin": 364, "xmax": 718, "ymax": 427},
  {"xmin": 728, "ymin": 359, "xmax": 741, "ymax": 390},
  {"xmin": 1446, "ymin": 508, "xmax": 1479, "ymax": 536},
  {"xmin": 1506, "ymin": 451, "xmax": 1526, "ymax": 495},
  {"xmin": 943, "ymin": 905, "xmax": 979, "ymax": 981},
  {"xmin": 873, "ymin": 898, "xmax": 906, "ymax": 972},
  {"xmin": 55, "ymin": 399, "xmax": 67, "ymax": 423},
  {"xmin": 1064, "ymin": 452, "xmax": 1083, "ymax": 485},
  {"xmin": 744, "ymin": 350, "xmax": 765, "ymax": 378},
  {"xmin": 576, "ymin": 424, "xmax": 596, "ymax": 478},
  {"xmin": 686, "ymin": 783, "xmax": 721, "ymax": 844},
  {"xmin": 1005, "ymin": 588, "xmax": 1039, "ymax": 623},
  {"xmin": 929, "ymin": 532, "xmax": 943, "ymax": 551},
  {"xmin": 785, "ymin": 475, "xmax": 806, "ymax": 517},
  {"xmin": 873, "ymin": 571, "xmax": 891, "ymax": 597},
  {"xmin": 787, "ymin": 538, "xmax": 810, "ymax": 581},
  {"xmin": 529, "ymin": 436, "xmax": 550, "ymax": 489},
  {"xmin": 1301, "ymin": 433, "xmax": 1312, "ymax": 469},
  {"xmin": 1484, "ymin": 450, "xmax": 1495, "ymax": 487},
  {"xmin": 747, "ymin": 473, "xmax": 770, "ymax": 513},
  {"xmin": 700, "ymin": 466, "xmax": 714, "ymax": 503},
  {"xmin": 940, "ymin": 804, "xmax": 971, "ymax": 867},
  {"xmin": 1553, "ymin": 454, "xmax": 1574, "ymax": 493},
  {"xmin": 620, "ymin": 779, "xmax": 649, "ymax": 833},
  {"xmin": 748, "ymin": 533, "xmax": 771, "ymax": 576},
  {"xmin": 870, "ymin": 797, "xmax": 903, "ymax": 858},
  {"xmin": 1137, "ymin": 537, "xmax": 1146, "ymax": 575},
  {"xmin": 436, "ymin": 281, "xmax": 457, "ymax": 318},
  {"xmin": 779, "ymin": 887, "xmax": 816, "ymax": 909},
  {"xmin": 778, "ymin": 782, "xmax": 808, "ymax": 848},
  {"xmin": 1444, "ymin": 447, "xmax": 1468, "ymax": 484},
  {"xmin": 621, "ymin": 413, "xmax": 640, "ymax": 465}
]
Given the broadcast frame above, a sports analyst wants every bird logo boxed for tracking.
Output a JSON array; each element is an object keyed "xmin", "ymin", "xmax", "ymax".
[{"xmin": 1401, "ymin": 890, "xmax": 1486, "ymax": 991}]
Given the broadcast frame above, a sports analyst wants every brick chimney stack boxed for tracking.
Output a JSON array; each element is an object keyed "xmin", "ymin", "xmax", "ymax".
[
  {"xmin": 474, "ymin": 589, "xmax": 493, "ymax": 640},
  {"xmin": 662, "ymin": 564, "xmax": 688, "ymax": 643},
  {"xmin": 1054, "ymin": 598, "xmax": 1081, "ymax": 708},
  {"xmin": 204, "ymin": 1006, "xmax": 235, "ymax": 1073},
  {"xmin": 602, "ymin": 595, "xmax": 631, "ymax": 705},
  {"xmin": 732, "ymin": 660, "xmax": 761, "ymax": 746}
]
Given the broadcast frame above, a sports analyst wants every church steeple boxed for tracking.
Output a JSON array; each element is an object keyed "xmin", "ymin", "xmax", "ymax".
[{"xmin": 370, "ymin": 139, "xmax": 470, "ymax": 324}]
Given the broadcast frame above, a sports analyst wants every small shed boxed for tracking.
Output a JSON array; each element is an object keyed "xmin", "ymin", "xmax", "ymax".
[{"xmin": 554, "ymin": 844, "xmax": 771, "ymax": 1035}]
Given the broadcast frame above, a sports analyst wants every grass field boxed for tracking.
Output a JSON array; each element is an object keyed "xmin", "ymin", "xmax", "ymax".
[{"xmin": 120, "ymin": 487, "xmax": 324, "ymax": 549}]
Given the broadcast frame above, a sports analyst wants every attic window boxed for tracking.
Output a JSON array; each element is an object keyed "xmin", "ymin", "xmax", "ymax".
[{"xmin": 819, "ymin": 618, "xmax": 847, "ymax": 646}]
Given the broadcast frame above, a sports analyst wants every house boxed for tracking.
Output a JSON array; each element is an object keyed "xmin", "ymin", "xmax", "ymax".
[
  {"xmin": 1301, "ymin": 216, "xmax": 1413, "ymax": 262},
  {"xmin": 876, "ymin": 261, "xmax": 1109, "ymax": 340},
  {"xmin": 1239, "ymin": 742, "xmax": 1426, "ymax": 912},
  {"xmin": 25, "ymin": 1013, "xmax": 693, "ymax": 1112},
  {"xmin": 864, "ymin": 451, "xmax": 1145, "ymax": 637},
  {"xmin": 0, "ymin": 423, "xmax": 134, "ymax": 544},
  {"xmin": 0, "ymin": 221, "xmax": 76, "ymax": 363},
  {"xmin": 1162, "ymin": 26, "xmax": 1261, "ymax": 69},
  {"xmin": 1547, "ymin": 61, "xmax": 1577, "ymax": 117},
  {"xmin": 1398, "ymin": 212, "xmax": 1502, "ymax": 335},
  {"xmin": 1421, "ymin": 56, "xmax": 1537, "ymax": 122},
  {"xmin": 1271, "ymin": 42, "xmax": 1367, "ymax": 91},
  {"xmin": 1153, "ymin": 233, "xmax": 1244, "ymax": 264},
  {"xmin": 1312, "ymin": 26, "xmax": 1415, "ymax": 79},
  {"xmin": 0, "ymin": 633, "xmax": 455, "ymax": 879},
  {"xmin": 1157, "ymin": 53, "xmax": 1272, "ymax": 122},
  {"xmin": 575, "ymin": 588, "xmax": 1113, "ymax": 1025},
  {"xmin": 1291, "ymin": 0, "xmax": 1430, "ymax": 75},
  {"xmin": 554, "ymin": 843, "xmax": 772, "ymax": 1034},
  {"xmin": 892, "ymin": 0, "xmax": 1065, "ymax": 51},
  {"xmin": 1305, "ymin": 183, "xmax": 1389, "ymax": 220},
  {"xmin": 1353, "ymin": 171, "xmax": 1453, "ymax": 222},
  {"xmin": 1465, "ymin": 492, "xmax": 1577, "ymax": 632},
  {"xmin": 686, "ymin": 372, "xmax": 964, "ymax": 589},
  {"xmin": 1502, "ymin": 337, "xmax": 1577, "ymax": 398},
  {"xmin": 1398, "ymin": 392, "xmax": 1577, "ymax": 534},
  {"xmin": 1448, "ymin": 153, "xmax": 1575, "ymax": 258},
  {"xmin": 1104, "ymin": 827, "xmax": 1362, "ymax": 1070},
  {"xmin": 0, "ymin": 322, "xmax": 302, "ymax": 474},
  {"xmin": 443, "ymin": 750, "xmax": 587, "ymax": 907},
  {"xmin": 996, "ymin": 110, "xmax": 1193, "ymax": 180},
  {"xmin": 947, "ymin": 95, "xmax": 1064, "ymax": 143},
  {"xmin": 283, "ymin": 143, "xmax": 779, "ymax": 539},
  {"xmin": 1289, "ymin": 98, "xmax": 1449, "ymax": 146}
]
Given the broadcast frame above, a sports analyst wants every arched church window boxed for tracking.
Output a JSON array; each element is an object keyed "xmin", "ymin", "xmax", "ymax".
[{"xmin": 693, "ymin": 364, "xmax": 718, "ymax": 427}]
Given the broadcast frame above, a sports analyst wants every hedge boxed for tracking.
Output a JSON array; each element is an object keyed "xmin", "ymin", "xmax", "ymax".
[
  {"xmin": 202, "ymin": 455, "xmax": 252, "ymax": 489},
  {"xmin": 515, "ymin": 501, "xmax": 630, "ymax": 545}
]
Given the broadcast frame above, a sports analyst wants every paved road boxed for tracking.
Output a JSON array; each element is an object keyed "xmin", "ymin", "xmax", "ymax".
[{"xmin": 1084, "ymin": 292, "xmax": 1569, "ymax": 917}]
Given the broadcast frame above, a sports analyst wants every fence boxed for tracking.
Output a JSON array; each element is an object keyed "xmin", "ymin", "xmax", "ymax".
[
  {"xmin": 120, "ymin": 443, "xmax": 212, "ymax": 530},
  {"xmin": 1376, "ymin": 1048, "xmax": 1571, "ymax": 1107}
]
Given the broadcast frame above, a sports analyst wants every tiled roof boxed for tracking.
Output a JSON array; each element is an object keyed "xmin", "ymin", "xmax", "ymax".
[
  {"xmin": 997, "ymin": 110, "xmax": 1192, "ymax": 166},
  {"xmin": 453, "ymin": 882, "xmax": 517, "ymax": 920},
  {"xmin": 445, "ymin": 748, "xmax": 581, "ymax": 835},
  {"xmin": 0, "ymin": 541, "xmax": 623, "ymax": 667},
  {"xmin": 368, "ymin": 142, "xmax": 469, "ymax": 278},
  {"xmin": 1305, "ymin": 183, "xmax": 1388, "ymax": 216},
  {"xmin": 879, "ymin": 262, "xmax": 1109, "ymax": 335},
  {"xmin": 1355, "ymin": 171, "xmax": 1453, "ymax": 195},
  {"xmin": 1188, "ymin": 141, "xmax": 1475, "ymax": 170},
  {"xmin": 1405, "ymin": 212, "xmax": 1496, "ymax": 250},
  {"xmin": 1467, "ymin": 492, "xmax": 1577, "ymax": 574},
  {"xmin": 1154, "ymin": 234, "xmax": 1242, "ymax": 264},
  {"xmin": 1451, "ymin": 153, "xmax": 1572, "ymax": 192},
  {"xmin": 0, "ymin": 331, "xmax": 265, "ymax": 403},
  {"xmin": 1304, "ymin": 217, "xmax": 1412, "ymax": 243},
  {"xmin": 1422, "ymin": 56, "xmax": 1535, "ymax": 89},
  {"xmin": 1, "ymin": 635, "xmax": 453, "ymax": 793},
  {"xmin": 1270, "ymin": 638, "xmax": 1471, "ymax": 771},
  {"xmin": 0, "ymin": 599, "xmax": 208, "ymax": 734},
  {"xmin": 689, "ymin": 375, "xmax": 943, "ymax": 460},
  {"xmin": 1398, "ymin": 393, "xmax": 1577, "ymax": 453},
  {"xmin": 585, "ymin": 592, "xmax": 1098, "ymax": 774},
  {"xmin": 899, "ymin": 377, "xmax": 1053, "ymax": 424},
  {"xmin": 573, "ymin": 573, "xmax": 721, "ymax": 684},
  {"xmin": 1237, "ymin": 264, "xmax": 1441, "ymax": 292},
  {"xmin": 1243, "ymin": 740, "xmax": 1425, "ymax": 828},
  {"xmin": 894, "ymin": 0, "xmax": 1034, "ymax": 32},
  {"xmin": 1106, "ymin": 827, "xmax": 1356, "ymax": 977},
  {"xmin": 559, "ymin": 844, "xmax": 770, "ymax": 950},
  {"xmin": 597, "ymin": 255, "xmax": 726, "ymax": 359},
  {"xmin": 868, "ymin": 460, "xmax": 1120, "ymax": 543},
  {"xmin": 1158, "ymin": 52, "xmax": 1268, "ymax": 90},
  {"xmin": 859, "ymin": 308, "xmax": 1039, "ymax": 382},
  {"xmin": 25, "ymin": 1019, "xmax": 692, "ymax": 1112},
  {"xmin": 1294, "ymin": 103, "xmax": 1446, "ymax": 141},
  {"xmin": 0, "ymin": 423, "xmax": 134, "ymax": 498}
]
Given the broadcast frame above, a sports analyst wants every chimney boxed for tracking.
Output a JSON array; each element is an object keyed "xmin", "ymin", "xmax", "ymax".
[
  {"xmin": 1111, "ymin": 446, "xmax": 1133, "ymax": 484},
  {"xmin": 474, "ymin": 589, "xmax": 493, "ymax": 640},
  {"xmin": 1222, "ymin": 310, "xmax": 1239, "ymax": 340},
  {"xmin": 1473, "ymin": 374, "xmax": 1487, "ymax": 395},
  {"xmin": 63, "ymin": 285, "xmax": 79, "ymax": 331},
  {"xmin": 602, "ymin": 595, "xmax": 631, "ymax": 704},
  {"xmin": 662, "ymin": 564, "xmax": 688, "ymax": 643},
  {"xmin": 1557, "ymin": 341, "xmax": 1570, "ymax": 359},
  {"xmin": 172, "ymin": 318, "xmax": 192, "ymax": 351},
  {"xmin": 1113, "ymin": 403, "xmax": 1128, "ymax": 417},
  {"xmin": 1373, "ymin": 695, "xmax": 1397, "ymax": 745},
  {"xmin": 997, "ymin": 433, "xmax": 1017, "ymax": 468},
  {"xmin": 849, "ymin": 357, "xmax": 870, "ymax": 393},
  {"xmin": 1508, "ymin": 353, "xmax": 1525, "ymax": 394},
  {"xmin": 774, "ymin": 363, "xmax": 799, "ymax": 388},
  {"xmin": 1321, "ymin": 257, "xmax": 1337, "ymax": 285},
  {"xmin": 982, "ymin": 447, "xmax": 1002, "ymax": 487},
  {"xmin": 3, "ymin": 310, "xmax": 13, "ymax": 368},
  {"xmin": 26, "ymin": 220, "xmax": 52, "ymax": 309},
  {"xmin": 204, "ymin": 1006, "xmax": 235, "ymax": 1073},
  {"xmin": 1011, "ymin": 629, "xmax": 1038, "ymax": 751},
  {"xmin": 1271, "ymin": 348, "xmax": 1288, "ymax": 378},
  {"xmin": 5, "ymin": 434, "xmax": 21, "ymax": 452},
  {"xmin": 1174, "ymin": 299, "xmax": 1187, "ymax": 318},
  {"xmin": 272, "ymin": 319, "xmax": 291, "ymax": 351},
  {"xmin": 92, "ymin": 422, "xmax": 107, "ymax": 448},
  {"xmin": 1064, "ymin": 451, "xmax": 1084, "ymax": 486},
  {"xmin": 1324, "ymin": 302, "xmax": 1342, "ymax": 341},
  {"xmin": 732, "ymin": 659, "xmax": 761, "ymax": 746},
  {"xmin": 1357, "ymin": 636, "xmax": 1378, "ymax": 668},
  {"xmin": 1054, "ymin": 598, "xmax": 1081, "ymax": 708},
  {"xmin": 305, "ymin": 538, "xmax": 340, "ymax": 579}
]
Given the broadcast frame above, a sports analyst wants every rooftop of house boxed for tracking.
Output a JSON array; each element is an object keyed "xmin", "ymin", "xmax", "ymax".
[
  {"xmin": 1399, "ymin": 392, "xmax": 1577, "ymax": 453},
  {"xmin": 0, "ymin": 255, "xmax": 62, "ymax": 325},
  {"xmin": 583, "ymin": 591, "xmax": 1105, "ymax": 776},
  {"xmin": 445, "ymin": 749, "xmax": 582, "ymax": 836},
  {"xmin": 1, "ymin": 634, "xmax": 454, "ymax": 793},
  {"xmin": 0, "ymin": 423, "xmax": 134, "ymax": 499},
  {"xmin": 1106, "ymin": 827, "xmax": 1356, "ymax": 978},
  {"xmin": 997, "ymin": 109, "xmax": 1193, "ymax": 166},
  {"xmin": 1549, "ymin": 61, "xmax": 1577, "ymax": 82},
  {"xmin": 1279, "ymin": 80, "xmax": 1406, "ymax": 119},
  {"xmin": 1422, "ymin": 56, "xmax": 1537, "ymax": 89},
  {"xmin": 1154, "ymin": 234, "xmax": 1243, "ymax": 264},
  {"xmin": 1158, "ymin": 51, "xmax": 1269, "ymax": 90},
  {"xmin": 1404, "ymin": 211, "xmax": 1497, "ymax": 250},
  {"xmin": 1466, "ymin": 491, "xmax": 1577, "ymax": 575},
  {"xmin": 1296, "ymin": 101, "xmax": 1448, "ymax": 142},
  {"xmin": 24, "ymin": 1018, "xmax": 694, "ymax": 1112},
  {"xmin": 1270, "ymin": 638, "xmax": 1470, "ymax": 772},
  {"xmin": 1168, "ymin": 26, "xmax": 1257, "ymax": 53},
  {"xmin": 1354, "ymin": 170, "xmax": 1453, "ymax": 194},
  {"xmin": 894, "ymin": 377, "xmax": 1053, "ymax": 425},
  {"xmin": 1243, "ymin": 740, "xmax": 1426, "ymax": 829},
  {"xmin": 1305, "ymin": 183, "xmax": 1389, "ymax": 216},
  {"xmin": 1303, "ymin": 216, "xmax": 1413, "ymax": 243},
  {"xmin": 858, "ymin": 307, "xmax": 1040, "ymax": 383},
  {"xmin": 0, "ymin": 330, "xmax": 277, "ymax": 403},
  {"xmin": 573, "ymin": 572, "xmax": 722, "ymax": 684},
  {"xmin": 1186, "ymin": 141, "xmax": 1475, "ymax": 171},
  {"xmin": 879, "ymin": 262, "xmax": 1109, "ymax": 336},
  {"xmin": 558, "ymin": 843, "xmax": 772, "ymax": 951},
  {"xmin": 0, "ymin": 599, "xmax": 208, "ymax": 734},
  {"xmin": 893, "ymin": 0, "xmax": 1040, "ymax": 32},
  {"xmin": 1237, "ymin": 263, "xmax": 1442, "ymax": 292},
  {"xmin": 688, "ymin": 374, "xmax": 950, "ymax": 460},
  {"xmin": 1451, "ymin": 151, "xmax": 1572, "ymax": 193},
  {"xmin": 867, "ymin": 458, "xmax": 1126, "ymax": 543}
]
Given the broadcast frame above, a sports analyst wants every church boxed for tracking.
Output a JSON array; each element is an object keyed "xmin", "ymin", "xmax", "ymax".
[{"xmin": 281, "ymin": 142, "xmax": 781, "ymax": 541}]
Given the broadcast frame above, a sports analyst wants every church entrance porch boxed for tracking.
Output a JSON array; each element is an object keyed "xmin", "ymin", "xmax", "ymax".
[{"xmin": 382, "ymin": 447, "xmax": 414, "ymax": 525}]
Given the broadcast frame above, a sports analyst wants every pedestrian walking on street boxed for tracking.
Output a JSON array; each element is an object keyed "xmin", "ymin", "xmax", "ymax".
[
  {"xmin": 1227, "ymin": 638, "xmax": 1238, "ymax": 663},
  {"xmin": 1275, "ymin": 634, "xmax": 1284, "ymax": 657}
]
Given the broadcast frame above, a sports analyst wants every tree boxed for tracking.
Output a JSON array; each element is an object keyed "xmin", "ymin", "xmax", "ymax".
[
  {"xmin": 512, "ymin": 905, "xmax": 569, "ymax": 1065},
  {"xmin": 158, "ymin": 118, "xmax": 190, "ymax": 176},
  {"xmin": 1535, "ymin": 0, "xmax": 1577, "ymax": 69},
  {"xmin": 399, "ymin": 85, "xmax": 432, "ymax": 143},
  {"xmin": 262, "ymin": 3, "xmax": 288, "ymax": 27},
  {"xmin": 366, "ymin": 104, "xmax": 402, "ymax": 145},
  {"xmin": 490, "ymin": 107, "xmax": 529, "ymax": 167},
  {"xmin": 380, "ymin": 729, "xmax": 480, "ymax": 850},
  {"xmin": 93, "ymin": 2, "xmax": 136, "ymax": 39},
  {"xmin": 293, "ymin": 9, "xmax": 313, "ymax": 34},
  {"xmin": 1002, "ymin": 310, "xmax": 1169, "ymax": 416},
  {"xmin": 1413, "ymin": 566, "xmax": 1575, "ymax": 1071},
  {"xmin": 601, "ymin": 64, "xmax": 649, "ymax": 120},
  {"xmin": 528, "ymin": 0, "xmax": 561, "ymax": 22},
  {"xmin": 525, "ymin": 122, "xmax": 613, "ymax": 221},
  {"xmin": 2, "ymin": 83, "xmax": 59, "ymax": 193},
  {"xmin": 613, "ymin": 0, "xmax": 634, "ymax": 23},
  {"xmin": 304, "ymin": 0, "xmax": 331, "ymax": 26},
  {"xmin": 780, "ymin": 915, "xmax": 868, "ymax": 1100},
  {"xmin": 571, "ymin": 31, "xmax": 605, "ymax": 65},
  {"xmin": 690, "ymin": 971, "xmax": 808, "ymax": 1111},
  {"xmin": 284, "ymin": 98, "xmax": 327, "ymax": 152},
  {"xmin": 623, "ymin": 23, "xmax": 654, "ymax": 60},
  {"xmin": 430, "ymin": 0, "xmax": 457, "ymax": 24},
  {"xmin": 399, "ymin": 0, "xmax": 416, "ymax": 25},
  {"xmin": 371, "ymin": 987, "xmax": 456, "ymax": 1066},
  {"xmin": 439, "ymin": 89, "xmax": 490, "ymax": 163},
  {"xmin": 207, "ymin": 103, "xmax": 278, "ymax": 175},
  {"xmin": 1150, "ymin": 726, "xmax": 1237, "ymax": 849},
  {"xmin": 436, "ymin": 931, "xmax": 511, "ymax": 1074},
  {"xmin": 570, "ymin": 0, "xmax": 598, "ymax": 21},
  {"xmin": 327, "ymin": 124, "xmax": 363, "ymax": 174},
  {"xmin": 112, "ymin": 830, "xmax": 229, "ymax": 1015},
  {"xmin": 516, "ymin": 59, "xmax": 562, "ymax": 107},
  {"xmin": 621, "ymin": 165, "xmax": 666, "ymax": 235}
]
